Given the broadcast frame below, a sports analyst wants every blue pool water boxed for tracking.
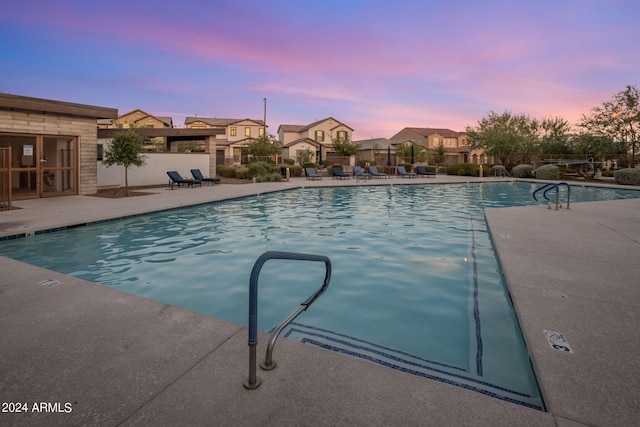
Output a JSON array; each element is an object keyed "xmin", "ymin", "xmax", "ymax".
[{"xmin": 2, "ymin": 182, "xmax": 639, "ymax": 409}]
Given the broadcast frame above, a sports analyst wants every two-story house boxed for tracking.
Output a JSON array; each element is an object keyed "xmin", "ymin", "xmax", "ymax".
[
  {"xmin": 278, "ymin": 117, "xmax": 353, "ymax": 165},
  {"xmin": 184, "ymin": 117, "xmax": 265, "ymax": 165},
  {"xmin": 106, "ymin": 109, "xmax": 173, "ymax": 129},
  {"xmin": 389, "ymin": 127, "xmax": 489, "ymax": 165}
]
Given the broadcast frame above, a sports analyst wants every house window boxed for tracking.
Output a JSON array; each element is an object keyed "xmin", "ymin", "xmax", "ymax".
[
  {"xmin": 259, "ymin": 128, "xmax": 265, "ymax": 137},
  {"xmin": 337, "ymin": 131, "xmax": 347, "ymax": 141},
  {"xmin": 245, "ymin": 127, "xmax": 251, "ymax": 137},
  {"xmin": 97, "ymin": 144, "xmax": 103, "ymax": 161},
  {"xmin": 444, "ymin": 138, "xmax": 457, "ymax": 147},
  {"xmin": 315, "ymin": 130, "xmax": 325, "ymax": 142},
  {"xmin": 230, "ymin": 127, "xmax": 237, "ymax": 136}
]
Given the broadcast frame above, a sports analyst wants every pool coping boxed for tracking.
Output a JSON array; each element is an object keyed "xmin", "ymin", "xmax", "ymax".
[{"xmin": 1, "ymin": 176, "xmax": 639, "ymax": 426}]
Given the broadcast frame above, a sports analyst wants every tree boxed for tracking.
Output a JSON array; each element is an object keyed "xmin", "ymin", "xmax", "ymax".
[
  {"xmin": 102, "ymin": 130, "xmax": 145, "ymax": 191},
  {"xmin": 465, "ymin": 111, "xmax": 538, "ymax": 165},
  {"xmin": 579, "ymin": 85, "xmax": 640, "ymax": 167},
  {"xmin": 465, "ymin": 111, "xmax": 571, "ymax": 165},
  {"xmin": 330, "ymin": 136, "xmax": 360, "ymax": 157},
  {"xmin": 537, "ymin": 117, "xmax": 573, "ymax": 155},
  {"xmin": 395, "ymin": 142, "xmax": 428, "ymax": 163},
  {"xmin": 243, "ymin": 134, "xmax": 282, "ymax": 161}
]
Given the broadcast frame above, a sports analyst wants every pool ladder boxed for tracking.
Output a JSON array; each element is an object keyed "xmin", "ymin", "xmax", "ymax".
[
  {"xmin": 244, "ymin": 251, "xmax": 332, "ymax": 390},
  {"xmin": 533, "ymin": 182, "xmax": 571, "ymax": 210}
]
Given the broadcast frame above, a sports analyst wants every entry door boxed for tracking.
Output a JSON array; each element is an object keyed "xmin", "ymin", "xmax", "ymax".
[
  {"xmin": 0, "ymin": 134, "xmax": 77, "ymax": 199},
  {"xmin": 0, "ymin": 134, "xmax": 38, "ymax": 200},
  {"xmin": 41, "ymin": 136, "xmax": 77, "ymax": 197}
]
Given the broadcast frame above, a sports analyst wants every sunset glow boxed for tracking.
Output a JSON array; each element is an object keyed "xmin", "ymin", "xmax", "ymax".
[{"xmin": 2, "ymin": 0, "xmax": 638, "ymax": 138}]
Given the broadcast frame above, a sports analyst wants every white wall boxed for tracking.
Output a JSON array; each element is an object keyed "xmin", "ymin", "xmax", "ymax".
[{"xmin": 98, "ymin": 152, "xmax": 210, "ymax": 188}]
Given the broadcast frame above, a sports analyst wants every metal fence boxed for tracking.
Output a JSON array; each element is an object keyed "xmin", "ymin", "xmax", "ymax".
[{"xmin": 0, "ymin": 147, "xmax": 11, "ymax": 211}]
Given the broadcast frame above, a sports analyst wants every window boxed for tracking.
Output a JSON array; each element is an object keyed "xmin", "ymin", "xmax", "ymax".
[
  {"xmin": 97, "ymin": 144, "xmax": 104, "ymax": 161},
  {"xmin": 245, "ymin": 127, "xmax": 251, "ymax": 137},
  {"xmin": 337, "ymin": 131, "xmax": 347, "ymax": 141},
  {"xmin": 230, "ymin": 127, "xmax": 237, "ymax": 136},
  {"xmin": 315, "ymin": 130, "xmax": 325, "ymax": 142},
  {"xmin": 259, "ymin": 128, "xmax": 265, "ymax": 137},
  {"xmin": 444, "ymin": 138, "xmax": 457, "ymax": 148}
]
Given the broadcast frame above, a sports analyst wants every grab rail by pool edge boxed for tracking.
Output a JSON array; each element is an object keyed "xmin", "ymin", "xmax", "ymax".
[
  {"xmin": 533, "ymin": 182, "xmax": 571, "ymax": 210},
  {"xmin": 244, "ymin": 251, "xmax": 332, "ymax": 390}
]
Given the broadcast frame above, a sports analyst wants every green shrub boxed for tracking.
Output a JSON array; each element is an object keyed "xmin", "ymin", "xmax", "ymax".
[
  {"xmin": 535, "ymin": 164, "xmax": 560, "ymax": 180},
  {"xmin": 283, "ymin": 158, "xmax": 295, "ymax": 166},
  {"xmin": 614, "ymin": 168, "xmax": 640, "ymax": 185},
  {"xmin": 235, "ymin": 167, "xmax": 249, "ymax": 179},
  {"xmin": 511, "ymin": 164, "xmax": 533, "ymax": 178},
  {"xmin": 302, "ymin": 162, "xmax": 319, "ymax": 170},
  {"xmin": 247, "ymin": 161, "xmax": 273, "ymax": 178},
  {"xmin": 446, "ymin": 163, "xmax": 481, "ymax": 176},
  {"xmin": 255, "ymin": 172, "xmax": 282, "ymax": 182},
  {"xmin": 216, "ymin": 165, "xmax": 236, "ymax": 178}
]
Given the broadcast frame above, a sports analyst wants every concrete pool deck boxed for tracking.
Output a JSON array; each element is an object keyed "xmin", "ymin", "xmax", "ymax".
[{"xmin": 1, "ymin": 176, "xmax": 638, "ymax": 426}]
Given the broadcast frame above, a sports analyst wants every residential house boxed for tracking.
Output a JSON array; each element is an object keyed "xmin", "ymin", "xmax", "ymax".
[
  {"xmin": 389, "ymin": 127, "xmax": 489, "ymax": 165},
  {"xmin": 184, "ymin": 117, "xmax": 266, "ymax": 165},
  {"xmin": 109, "ymin": 109, "xmax": 173, "ymax": 129},
  {"xmin": 278, "ymin": 117, "xmax": 353, "ymax": 165},
  {"xmin": 353, "ymin": 138, "xmax": 396, "ymax": 166}
]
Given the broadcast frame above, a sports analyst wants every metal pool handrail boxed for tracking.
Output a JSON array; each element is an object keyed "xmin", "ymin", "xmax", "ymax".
[
  {"xmin": 244, "ymin": 251, "xmax": 332, "ymax": 390},
  {"xmin": 533, "ymin": 182, "xmax": 571, "ymax": 210}
]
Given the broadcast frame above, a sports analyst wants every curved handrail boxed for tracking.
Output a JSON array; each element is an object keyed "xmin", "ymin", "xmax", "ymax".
[
  {"xmin": 533, "ymin": 182, "xmax": 571, "ymax": 210},
  {"xmin": 245, "ymin": 251, "xmax": 332, "ymax": 389}
]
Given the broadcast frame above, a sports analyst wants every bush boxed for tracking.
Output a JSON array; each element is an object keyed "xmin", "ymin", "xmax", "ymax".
[
  {"xmin": 446, "ymin": 163, "xmax": 482, "ymax": 176},
  {"xmin": 302, "ymin": 162, "xmax": 319, "ymax": 170},
  {"xmin": 247, "ymin": 161, "xmax": 273, "ymax": 178},
  {"xmin": 235, "ymin": 167, "xmax": 249, "ymax": 179},
  {"xmin": 535, "ymin": 164, "xmax": 560, "ymax": 180},
  {"xmin": 289, "ymin": 165, "xmax": 303, "ymax": 177},
  {"xmin": 283, "ymin": 158, "xmax": 295, "ymax": 166},
  {"xmin": 255, "ymin": 172, "xmax": 282, "ymax": 182},
  {"xmin": 614, "ymin": 168, "xmax": 640, "ymax": 185},
  {"xmin": 216, "ymin": 165, "xmax": 236, "ymax": 178},
  {"xmin": 511, "ymin": 164, "xmax": 534, "ymax": 178}
]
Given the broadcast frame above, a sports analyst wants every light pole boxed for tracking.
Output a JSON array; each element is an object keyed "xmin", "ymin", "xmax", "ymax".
[{"xmin": 263, "ymin": 98, "xmax": 267, "ymax": 137}]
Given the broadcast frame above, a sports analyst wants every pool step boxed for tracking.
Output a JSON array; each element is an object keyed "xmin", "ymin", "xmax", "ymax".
[{"xmin": 280, "ymin": 322, "xmax": 544, "ymax": 411}]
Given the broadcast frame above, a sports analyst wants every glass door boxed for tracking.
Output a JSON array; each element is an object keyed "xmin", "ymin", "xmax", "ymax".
[
  {"xmin": 0, "ymin": 134, "xmax": 38, "ymax": 200},
  {"xmin": 0, "ymin": 133, "xmax": 78, "ymax": 199},
  {"xmin": 41, "ymin": 137, "xmax": 77, "ymax": 196}
]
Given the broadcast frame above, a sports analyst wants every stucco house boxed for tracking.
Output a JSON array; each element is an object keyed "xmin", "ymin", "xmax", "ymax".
[
  {"xmin": 389, "ymin": 127, "xmax": 489, "ymax": 165},
  {"xmin": 0, "ymin": 93, "xmax": 118, "ymax": 200},
  {"xmin": 184, "ymin": 117, "xmax": 266, "ymax": 165},
  {"xmin": 107, "ymin": 109, "xmax": 173, "ymax": 129},
  {"xmin": 278, "ymin": 117, "xmax": 353, "ymax": 165}
]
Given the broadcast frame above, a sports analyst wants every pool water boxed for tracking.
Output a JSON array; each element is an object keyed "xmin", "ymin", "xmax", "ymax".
[{"xmin": 2, "ymin": 182, "xmax": 639, "ymax": 409}]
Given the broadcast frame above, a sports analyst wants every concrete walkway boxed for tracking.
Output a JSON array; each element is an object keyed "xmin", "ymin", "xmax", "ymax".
[{"xmin": 1, "ymin": 176, "xmax": 638, "ymax": 426}]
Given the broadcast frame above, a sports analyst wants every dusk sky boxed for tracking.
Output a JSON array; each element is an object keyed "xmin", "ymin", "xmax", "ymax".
[{"xmin": 2, "ymin": 0, "xmax": 638, "ymax": 139}]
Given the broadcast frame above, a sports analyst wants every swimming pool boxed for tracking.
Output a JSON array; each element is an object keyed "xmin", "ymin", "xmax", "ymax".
[{"xmin": 2, "ymin": 182, "xmax": 639, "ymax": 409}]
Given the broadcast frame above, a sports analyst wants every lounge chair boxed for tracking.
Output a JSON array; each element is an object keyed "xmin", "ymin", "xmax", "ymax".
[
  {"xmin": 416, "ymin": 166, "xmax": 436, "ymax": 178},
  {"xmin": 397, "ymin": 165, "xmax": 417, "ymax": 178},
  {"xmin": 191, "ymin": 169, "xmax": 221, "ymax": 185},
  {"xmin": 353, "ymin": 166, "xmax": 372, "ymax": 180},
  {"xmin": 368, "ymin": 166, "xmax": 389, "ymax": 179},
  {"xmin": 305, "ymin": 167, "xmax": 322, "ymax": 180},
  {"xmin": 332, "ymin": 166, "xmax": 351, "ymax": 180},
  {"xmin": 167, "ymin": 171, "xmax": 201, "ymax": 189}
]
